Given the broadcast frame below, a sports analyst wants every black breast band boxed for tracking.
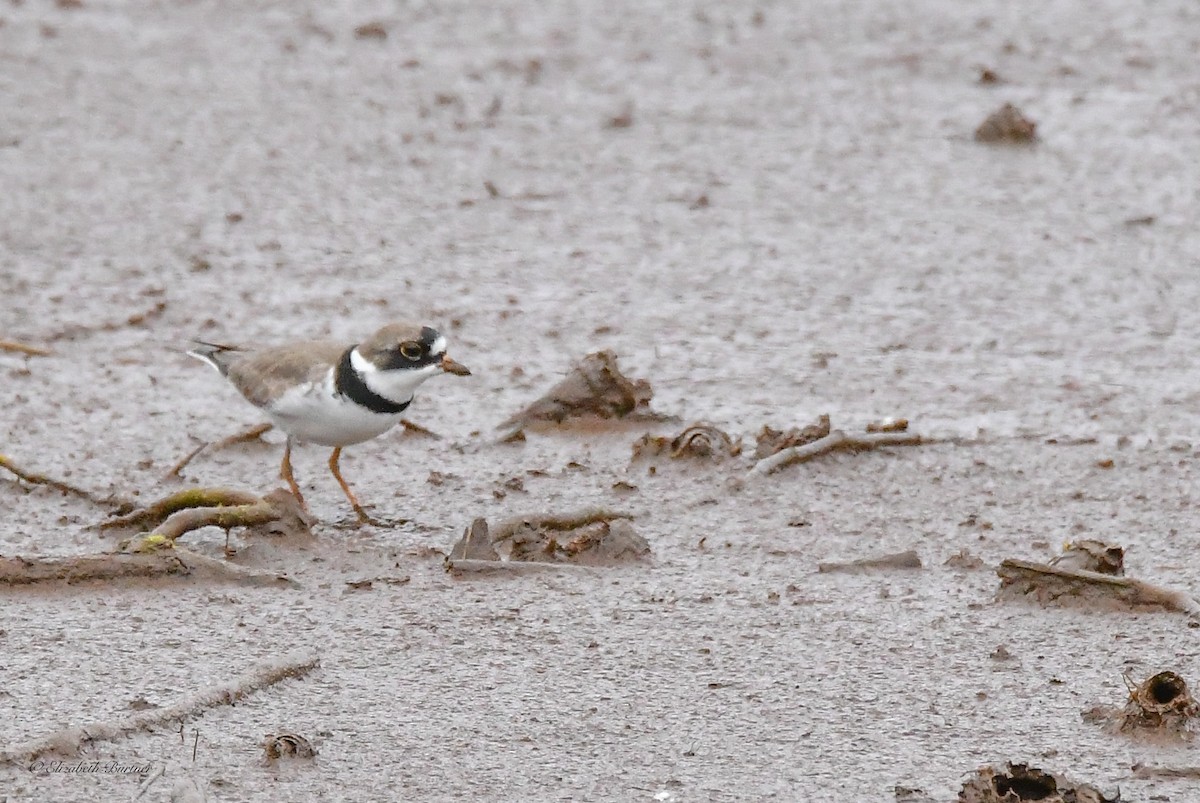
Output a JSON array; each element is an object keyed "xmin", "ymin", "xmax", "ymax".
[{"xmin": 335, "ymin": 347, "xmax": 412, "ymax": 415}]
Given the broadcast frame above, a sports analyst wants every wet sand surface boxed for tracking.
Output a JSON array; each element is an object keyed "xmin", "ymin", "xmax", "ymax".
[{"xmin": 2, "ymin": 0, "xmax": 1200, "ymax": 800}]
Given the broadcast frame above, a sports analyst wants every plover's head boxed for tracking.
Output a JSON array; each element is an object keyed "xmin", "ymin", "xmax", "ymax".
[{"xmin": 351, "ymin": 323, "xmax": 470, "ymax": 403}]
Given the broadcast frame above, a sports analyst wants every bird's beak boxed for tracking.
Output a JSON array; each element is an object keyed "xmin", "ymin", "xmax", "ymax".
[{"xmin": 440, "ymin": 355, "xmax": 471, "ymax": 376}]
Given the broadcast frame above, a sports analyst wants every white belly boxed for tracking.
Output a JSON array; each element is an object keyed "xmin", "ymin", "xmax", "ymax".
[{"xmin": 264, "ymin": 378, "xmax": 406, "ymax": 447}]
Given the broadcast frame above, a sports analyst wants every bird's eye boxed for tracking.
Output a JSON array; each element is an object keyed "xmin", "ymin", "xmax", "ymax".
[{"xmin": 399, "ymin": 342, "xmax": 423, "ymax": 361}]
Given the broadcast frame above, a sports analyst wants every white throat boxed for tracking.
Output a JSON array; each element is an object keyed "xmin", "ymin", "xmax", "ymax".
[{"xmin": 349, "ymin": 348, "xmax": 440, "ymax": 404}]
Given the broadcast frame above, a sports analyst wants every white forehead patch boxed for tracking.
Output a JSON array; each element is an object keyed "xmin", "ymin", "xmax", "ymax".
[{"xmin": 430, "ymin": 335, "xmax": 447, "ymax": 355}]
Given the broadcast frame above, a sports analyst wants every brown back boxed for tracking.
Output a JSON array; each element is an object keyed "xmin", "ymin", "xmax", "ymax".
[{"xmin": 223, "ymin": 340, "xmax": 348, "ymax": 407}]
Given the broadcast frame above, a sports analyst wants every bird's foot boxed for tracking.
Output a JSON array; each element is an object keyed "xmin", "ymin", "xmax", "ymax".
[{"xmin": 332, "ymin": 507, "xmax": 407, "ymax": 529}]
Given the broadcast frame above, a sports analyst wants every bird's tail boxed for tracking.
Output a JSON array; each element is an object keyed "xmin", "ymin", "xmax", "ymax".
[{"xmin": 185, "ymin": 340, "xmax": 243, "ymax": 376}]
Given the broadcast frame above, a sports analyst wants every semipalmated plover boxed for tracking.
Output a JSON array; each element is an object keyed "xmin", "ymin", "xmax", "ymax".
[{"xmin": 187, "ymin": 323, "xmax": 470, "ymax": 524}]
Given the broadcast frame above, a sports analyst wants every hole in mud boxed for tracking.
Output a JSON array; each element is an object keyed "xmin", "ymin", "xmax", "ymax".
[
  {"xmin": 993, "ymin": 774, "xmax": 1056, "ymax": 800},
  {"xmin": 1149, "ymin": 674, "xmax": 1186, "ymax": 705}
]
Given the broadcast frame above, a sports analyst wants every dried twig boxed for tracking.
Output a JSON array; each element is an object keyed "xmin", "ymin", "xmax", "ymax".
[
  {"xmin": 164, "ymin": 442, "xmax": 208, "ymax": 480},
  {"xmin": 1132, "ymin": 765, "xmax": 1200, "ymax": 779},
  {"xmin": 206, "ymin": 422, "xmax": 274, "ymax": 451},
  {"xmin": 0, "ymin": 653, "xmax": 319, "ymax": 765},
  {"xmin": 44, "ymin": 299, "xmax": 167, "ymax": 343},
  {"xmin": 399, "ymin": 419, "xmax": 441, "ymax": 439},
  {"xmin": 0, "ymin": 453, "xmax": 133, "ymax": 511},
  {"xmin": 447, "ymin": 559, "xmax": 603, "ymax": 575},
  {"xmin": 100, "ymin": 487, "xmax": 263, "ymax": 532},
  {"xmin": 102, "ymin": 488, "xmax": 311, "ymax": 551},
  {"xmin": 133, "ymin": 764, "xmax": 166, "ymax": 800},
  {"xmin": 153, "ymin": 499, "xmax": 280, "ymax": 541},
  {"xmin": 0, "ymin": 339, "xmax": 52, "ymax": 356},
  {"xmin": 997, "ymin": 559, "xmax": 1200, "ymax": 619},
  {"xmin": 752, "ymin": 430, "xmax": 925, "ymax": 474},
  {"xmin": 0, "ymin": 550, "xmax": 294, "ymax": 588},
  {"xmin": 164, "ymin": 422, "xmax": 274, "ymax": 479},
  {"xmin": 818, "ymin": 550, "xmax": 922, "ymax": 574}
]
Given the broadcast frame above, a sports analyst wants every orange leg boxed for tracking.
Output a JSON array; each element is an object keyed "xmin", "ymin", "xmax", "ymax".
[
  {"xmin": 328, "ymin": 447, "xmax": 372, "ymax": 524},
  {"xmin": 280, "ymin": 438, "xmax": 308, "ymax": 511}
]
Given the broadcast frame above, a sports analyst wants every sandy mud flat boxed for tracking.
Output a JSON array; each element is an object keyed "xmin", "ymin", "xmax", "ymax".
[{"xmin": 2, "ymin": 0, "xmax": 1200, "ymax": 800}]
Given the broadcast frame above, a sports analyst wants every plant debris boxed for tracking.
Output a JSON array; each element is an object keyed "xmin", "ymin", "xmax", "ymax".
[
  {"xmin": 45, "ymin": 298, "xmax": 167, "ymax": 343},
  {"xmin": 1, "ymin": 453, "xmax": 134, "ymax": 513},
  {"xmin": 263, "ymin": 731, "xmax": 317, "ymax": 761},
  {"xmin": 1123, "ymin": 215, "xmax": 1156, "ymax": 227},
  {"xmin": 448, "ymin": 518, "xmax": 500, "ymax": 562},
  {"xmin": 894, "ymin": 786, "xmax": 936, "ymax": 803},
  {"xmin": 0, "ymin": 653, "xmax": 319, "ymax": 765},
  {"xmin": 101, "ymin": 487, "xmax": 313, "ymax": 546},
  {"xmin": 447, "ymin": 510, "xmax": 648, "ymax": 573},
  {"xmin": 165, "ymin": 422, "xmax": 274, "ymax": 479},
  {"xmin": 751, "ymin": 416, "xmax": 926, "ymax": 474},
  {"xmin": 0, "ymin": 339, "xmax": 52, "ymax": 357},
  {"xmin": 945, "ymin": 549, "xmax": 987, "ymax": 571},
  {"xmin": 631, "ymin": 423, "xmax": 741, "ymax": 462},
  {"xmin": 496, "ymin": 350, "xmax": 671, "ymax": 438},
  {"xmin": 354, "ymin": 21, "xmax": 388, "ymax": 40},
  {"xmin": 974, "ymin": 103, "xmax": 1038, "ymax": 144},
  {"xmin": 1049, "ymin": 540, "xmax": 1124, "ymax": 576},
  {"xmin": 996, "ymin": 558, "xmax": 1200, "ymax": 619},
  {"xmin": 0, "ymin": 550, "xmax": 294, "ymax": 588},
  {"xmin": 1131, "ymin": 763, "xmax": 1200, "ymax": 779},
  {"xmin": 344, "ymin": 576, "xmax": 410, "ymax": 592},
  {"xmin": 398, "ymin": 418, "xmax": 442, "ymax": 439},
  {"xmin": 958, "ymin": 762, "xmax": 1114, "ymax": 803},
  {"xmin": 509, "ymin": 518, "xmax": 648, "ymax": 566},
  {"xmin": 818, "ymin": 550, "xmax": 922, "ymax": 574},
  {"xmin": 1119, "ymin": 670, "xmax": 1199, "ymax": 733},
  {"xmin": 754, "ymin": 416, "xmax": 831, "ymax": 460}
]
